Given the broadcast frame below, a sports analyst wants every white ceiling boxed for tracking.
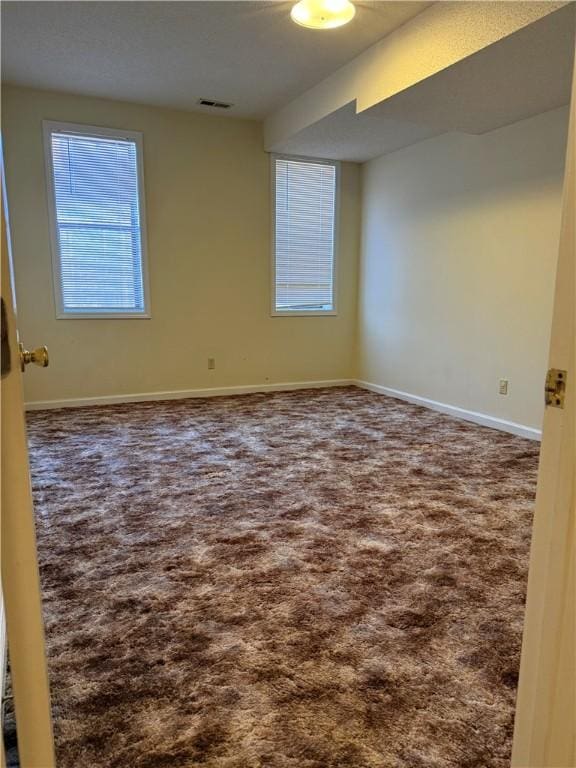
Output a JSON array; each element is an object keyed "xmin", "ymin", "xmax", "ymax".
[
  {"xmin": 277, "ymin": 4, "xmax": 576, "ymax": 161},
  {"xmin": 1, "ymin": 1, "xmax": 431, "ymax": 119}
]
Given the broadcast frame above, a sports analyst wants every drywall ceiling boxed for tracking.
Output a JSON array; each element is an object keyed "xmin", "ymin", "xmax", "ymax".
[
  {"xmin": 275, "ymin": 101, "xmax": 441, "ymax": 161},
  {"xmin": 274, "ymin": 4, "xmax": 576, "ymax": 161},
  {"xmin": 0, "ymin": 0, "xmax": 431, "ymax": 119},
  {"xmin": 366, "ymin": 4, "xmax": 576, "ymax": 134}
]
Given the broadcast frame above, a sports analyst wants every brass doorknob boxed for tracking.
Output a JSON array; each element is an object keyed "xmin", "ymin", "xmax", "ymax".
[{"xmin": 19, "ymin": 343, "xmax": 49, "ymax": 371}]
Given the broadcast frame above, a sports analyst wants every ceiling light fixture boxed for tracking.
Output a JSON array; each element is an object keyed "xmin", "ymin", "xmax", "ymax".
[{"xmin": 290, "ymin": 0, "xmax": 356, "ymax": 30}]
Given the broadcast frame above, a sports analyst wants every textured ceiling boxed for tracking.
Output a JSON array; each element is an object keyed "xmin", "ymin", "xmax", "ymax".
[
  {"xmin": 277, "ymin": 4, "xmax": 576, "ymax": 161},
  {"xmin": 0, "ymin": 0, "xmax": 431, "ymax": 119},
  {"xmin": 276, "ymin": 101, "xmax": 441, "ymax": 162}
]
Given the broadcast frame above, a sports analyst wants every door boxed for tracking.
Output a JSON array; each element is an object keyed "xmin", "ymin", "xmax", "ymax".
[
  {"xmin": 1, "ymin": 151, "xmax": 55, "ymax": 766},
  {"xmin": 511, "ymin": 53, "xmax": 576, "ymax": 767}
]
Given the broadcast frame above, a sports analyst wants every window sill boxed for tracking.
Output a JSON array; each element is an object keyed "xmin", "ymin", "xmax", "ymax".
[
  {"xmin": 271, "ymin": 310, "xmax": 337, "ymax": 317},
  {"xmin": 56, "ymin": 312, "xmax": 151, "ymax": 320}
]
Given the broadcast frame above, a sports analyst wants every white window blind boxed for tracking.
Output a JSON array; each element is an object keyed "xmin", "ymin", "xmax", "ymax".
[
  {"xmin": 273, "ymin": 156, "xmax": 337, "ymax": 314},
  {"xmin": 44, "ymin": 122, "xmax": 149, "ymax": 317}
]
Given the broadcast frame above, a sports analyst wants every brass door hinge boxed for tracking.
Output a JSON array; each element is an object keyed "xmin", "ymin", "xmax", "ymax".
[{"xmin": 545, "ymin": 368, "xmax": 567, "ymax": 409}]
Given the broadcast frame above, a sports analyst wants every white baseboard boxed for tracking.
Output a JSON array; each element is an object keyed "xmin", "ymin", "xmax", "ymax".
[
  {"xmin": 24, "ymin": 378, "xmax": 542, "ymax": 441},
  {"xmin": 25, "ymin": 379, "xmax": 354, "ymax": 411},
  {"xmin": 354, "ymin": 380, "xmax": 542, "ymax": 441}
]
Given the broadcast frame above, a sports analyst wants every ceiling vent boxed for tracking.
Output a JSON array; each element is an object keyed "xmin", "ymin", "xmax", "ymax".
[{"xmin": 197, "ymin": 98, "xmax": 233, "ymax": 110}]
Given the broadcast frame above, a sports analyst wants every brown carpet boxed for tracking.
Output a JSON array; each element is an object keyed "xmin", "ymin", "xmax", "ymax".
[{"xmin": 27, "ymin": 386, "xmax": 539, "ymax": 768}]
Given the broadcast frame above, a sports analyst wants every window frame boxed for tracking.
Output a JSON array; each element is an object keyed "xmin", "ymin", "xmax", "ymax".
[
  {"xmin": 43, "ymin": 120, "xmax": 151, "ymax": 320},
  {"xmin": 270, "ymin": 153, "xmax": 340, "ymax": 318}
]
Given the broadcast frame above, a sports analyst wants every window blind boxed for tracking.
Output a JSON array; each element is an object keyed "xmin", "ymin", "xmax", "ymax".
[
  {"xmin": 48, "ymin": 127, "xmax": 147, "ymax": 315},
  {"xmin": 274, "ymin": 157, "xmax": 336, "ymax": 313}
]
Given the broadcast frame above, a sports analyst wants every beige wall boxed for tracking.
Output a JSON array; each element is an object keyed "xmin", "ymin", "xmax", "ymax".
[
  {"xmin": 357, "ymin": 106, "xmax": 569, "ymax": 430},
  {"xmin": 2, "ymin": 85, "xmax": 567, "ymax": 427},
  {"xmin": 1, "ymin": 86, "xmax": 360, "ymax": 404}
]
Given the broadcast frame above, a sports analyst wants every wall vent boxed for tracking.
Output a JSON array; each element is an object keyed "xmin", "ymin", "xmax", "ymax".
[{"xmin": 197, "ymin": 98, "xmax": 233, "ymax": 110}]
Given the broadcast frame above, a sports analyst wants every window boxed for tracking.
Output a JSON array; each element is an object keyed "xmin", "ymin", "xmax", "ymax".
[
  {"xmin": 272, "ymin": 155, "xmax": 338, "ymax": 315},
  {"xmin": 43, "ymin": 121, "xmax": 150, "ymax": 318}
]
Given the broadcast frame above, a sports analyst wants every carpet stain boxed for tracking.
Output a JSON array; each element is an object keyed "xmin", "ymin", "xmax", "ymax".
[{"xmin": 27, "ymin": 387, "xmax": 539, "ymax": 768}]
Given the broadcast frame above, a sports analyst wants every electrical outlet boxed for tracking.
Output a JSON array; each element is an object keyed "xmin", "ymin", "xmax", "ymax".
[
  {"xmin": 499, "ymin": 379, "xmax": 508, "ymax": 395},
  {"xmin": 208, "ymin": 358, "xmax": 215, "ymax": 370}
]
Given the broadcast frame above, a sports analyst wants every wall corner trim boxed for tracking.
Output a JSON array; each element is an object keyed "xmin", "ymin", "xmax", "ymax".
[
  {"xmin": 353, "ymin": 380, "xmax": 542, "ymax": 441},
  {"xmin": 24, "ymin": 379, "xmax": 355, "ymax": 411}
]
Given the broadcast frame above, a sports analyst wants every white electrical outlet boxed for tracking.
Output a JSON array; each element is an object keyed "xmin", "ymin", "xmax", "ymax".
[
  {"xmin": 499, "ymin": 379, "xmax": 508, "ymax": 395},
  {"xmin": 208, "ymin": 358, "xmax": 215, "ymax": 370}
]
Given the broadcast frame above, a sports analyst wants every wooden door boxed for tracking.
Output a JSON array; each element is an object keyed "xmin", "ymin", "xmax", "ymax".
[
  {"xmin": 1, "ymin": 150, "xmax": 55, "ymax": 767},
  {"xmin": 511, "ymin": 51, "xmax": 576, "ymax": 768}
]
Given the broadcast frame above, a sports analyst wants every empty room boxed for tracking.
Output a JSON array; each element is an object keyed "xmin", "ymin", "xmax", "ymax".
[{"xmin": 1, "ymin": 2, "xmax": 575, "ymax": 767}]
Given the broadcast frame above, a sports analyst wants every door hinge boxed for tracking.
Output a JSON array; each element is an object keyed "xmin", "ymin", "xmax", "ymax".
[{"xmin": 545, "ymin": 368, "xmax": 567, "ymax": 409}]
